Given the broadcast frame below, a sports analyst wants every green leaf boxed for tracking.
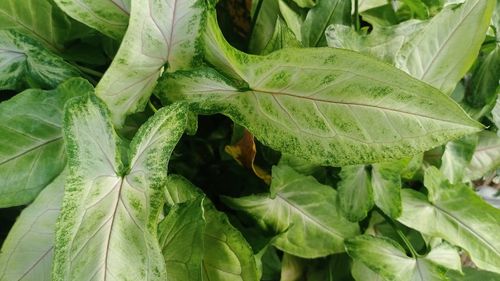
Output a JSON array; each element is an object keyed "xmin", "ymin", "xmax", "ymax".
[
  {"xmin": 202, "ymin": 200, "xmax": 259, "ymax": 281},
  {"xmin": 395, "ymin": 0, "xmax": 496, "ymax": 94},
  {"xmin": 163, "ymin": 13, "xmax": 483, "ymax": 166},
  {"xmin": 397, "ymin": 167, "xmax": 500, "ymax": 274},
  {"xmin": 346, "ymin": 235, "xmax": 450, "ymax": 281},
  {"xmin": 261, "ymin": 17, "xmax": 302, "ymax": 55},
  {"xmin": 0, "ymin": 78, "xmax": 91, "ymax": 208},
  {"xmin": 464, "ymin": 131, "xmax": 500, "ymax": 181},
  {"xmin": 493, "ymin": 95, "xmax": 500, "ymax": 134},
  {"xmin": 0, "ymin": 0, "xmax": 88, "ymax": 52},
  {"xmin": 302, "ymin": 0, "xmax": 351, "ymax": 47},
  {"xmin": 224, "ymin": 165, "xmax": 360, "ymax": 258},
  {"xmin": 400, "ymin": 0, "xmax": 429, "ymax": 19},
  {"xmin": 466, "ymin": 45, "xmax": 500, "ymax": 108},
  {"xmin": 0, "ymin": 170, "xmax": 65, "ymax": 281},
  {"xmin": 53, "ymin": 0, "xmax": 130, "ymax": 40},
  {"xmin": 158, "ymin": 197, "xmax": 205, "ymax": 281},
  {"xmin": 96, "ymin": 0, "xmax": 206, "ymax": 127},
  {"xmin": 0, "ymin": 29, "xmax": 81, "ymax": 91},
  {"xmin": 53, "ymin": 96, "xmax": 188, "ymax": 280},
  {"xmin": 440, "ymin": 134, "xmax": 478, "ymax": 183},
  {"xmin": 447, "ymin": 267, "xmax": 500, "ymax": 281},
  {"xmin": 338, "ymin": 165, "xmax": 374, "ymax": 222},
  {"xmin": 291, "ymin": 0, "xmax": 316, "ymax": 8},
  {"xmin": 278, "ymin": 0, "xmax": 305, "ymax": 42},
  {"xmin": 356, "ymin": 0, "xmax": 387, "ymax": 13},
  {"xmin": 249, "ymin": 0, "xmax": 280, "ymax": 54},
  {"xmin": 164, "ymin": 174, "xmax": 203, "ymax": 206},
  {"xmin": 372, "ymin": 161, "xmax": 404, "ymax": 218}
]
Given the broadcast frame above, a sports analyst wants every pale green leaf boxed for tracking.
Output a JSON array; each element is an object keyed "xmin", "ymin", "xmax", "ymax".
[
  {"xmin": 96, "ymin": 0, "xmax": 206, "ymax": 127},
  {"xmin": 261, "ymin": 17, "xmax": 302, "ymax": 55},
  {"xmin": 302, "ymin": 0, "xmax": 351, "ymax": 47},
  {"xmin": 278, "ymin": 0, "xmax": 304, "ymax": 42},
  {"xmin": 0, "ymin": 78, "xmax": 91, "ymax": 208},
  {"xmin": 338, "ymin": 165, "xmax": 374, "ymax": 222},
  {"xmin": 395, "ymin": 0, "xmax": 496, "ymax": 94},
  {"xmin": 0, "ymin": 0, "xmax": 88, "ymax": 52},
  {"xmin": 53, "ymin": 0, "xmax": 130, "ymax": 40},
  {"xmin": 351, "ymin": 260, "xmax": 385, "ymax": 281},
  {"xmin": 163, "ymin": 13, "xmax": 482, "ymax": 166},
  {"xmin": 248, "ymin": 0, "xmax": 280, "ymax": 54},
  {"xmin": 291, "ymin": 0, "xmax": 316, "ymax": 8},
  {"xmin": 202, "ymin": 200, "xmax": 259, "ymax": 281},
  {"xmin": 164, "ymin": 174, "xmax": 203, "ymax": 206},
  {"xmin": 53, "ymin": 96, "xmax": 188, "ymax": 280},
  {"xmin": 425, "ymin": 241, "xmax": 462, "ymax": 273},
  {"xmin": 372, "ymin": 161, "xmax": 404, "ymax": 218},
  {"xmin": 0, "ymin": 29, "xmax": 80, "ymax": 91},
  {"xmin": 464, "ymin": 131, "xmax": 500, "ymax": 180},
  {"xmin": 440, "ymin": 134, "xmax": 478, "ymax": 183},
  {"xmin": 0, "ymin": 171, "xmax": 66, "ymax": 281},
  {"xmin": 158, "ymin": 197, "xmax": 205, "ymax": 281},
  {"xmin": 398, "ymin": 167, "xmax": 500, "ymax": 274},
  {"xmin": 493, "ymin": 95, "xmax": 500, "ymax": 134},
  {"xmin": 346, "ymin": 235, "xmax": 449, "ymax": 281},
  {"xmin": 280, "ymin": 253, "xmax": 306, "ymax": 281},
  {"xmin": 356, "ymin": 0, "xmax": 387, "ymax": 13},
  {"xmin": 223, "ymin": 165, "xmax": 360, "ymax": 258}
]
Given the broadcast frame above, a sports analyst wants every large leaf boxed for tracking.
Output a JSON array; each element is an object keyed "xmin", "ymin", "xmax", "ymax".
[
  {"xmin": 0, "ymin": 171, "xmax": 65, "ymax": 281},
  {"xmin": 397, "ymin": 167, "xmax": 500, "ymax": 274},
  {"xmin": 0, "ymin": 78, "xmax": 91, "ymax": 208},
  {"xmin": 164, "ymin": 174, "xmax": 203, "ymax": 206},
  {"xmin": 0, "ymin": 29, "xmax": 80, "ymax": 91},
  {"xmin": 53, "ymin": 96, "xmax": 188, "ymax": 280},
  {"xmin": 464, "ymin": 131, "xmax": 500, "ymax": 180},
  {"xmin": 0, "ymin": 0, "xmax": 87, "ymax": 52},
  {"xmin": 301, "ymin": 0, "xmax": 351, "ymax": 47},
  {"xmin": 224, "ymin": 165, "xmax": 360, "ymax": 258},
  {"xmin": 346, "ymin": 235, "xmax": 452, "ymax": 281},
  {"xmin": 160, "ymin": 17, "xmax": 482, "ymax": 166},
  {"xmin": 338, "ymin": 165, "xmax": 374, "ymax": 222},
  {"xmin": 158, "ymin": 197, "xmax": 205, "ymax": 281},
  {"xmin": 96, "ymin": 0, "xmax": 206, "ymax": 127},
  {"xmin": 395, "ymin": 0, "xmax": 496, "ymax": 94},
  {"xmin": 53, "ymin": 0, "xmax": 130, "ymax": 40}
]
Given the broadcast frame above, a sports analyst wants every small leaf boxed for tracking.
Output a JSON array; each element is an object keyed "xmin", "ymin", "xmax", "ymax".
[
  {"xmin": 302, "ymin": 0, "xmax": 351, "ymax": 47},
  {"xmin": 0, "ymin": 30, "xmax": 81, "ymax": 91},
  {"xmin": 0, "ymin": 170, "xmax": 66, "ymax": 281},
  {"xmin": 261, "ymin": 17, "xmax": 302, "ymax": 55},
  {"xmin": 440, "ymin": 134, "xmax": 478, "ymax": 183},
  {"xmin": 278, "ymin": 0, "xmax": 305, "ymax": 41},
  {"xmin": 53, "ymin": 0, "xmax": 130, "ymax": 40},
  {"xmin": 96, "ymin": 0, "xmax": 206, "ymax": 127},
  {"xmin": 338, "ymin": 165, "xmax": 374, "ymax": 222},
  {"xmin": 464, "ymin": 131, "xmax": 500, "ymax": 181},
  {"xmin": 164, "ymin": 174, "xmax": 203, "ymax": 206},
  {"xmin": 291, "ymin": 0, "xmax": 316, "ymax": 8},
  {"xmin": 248, "ymin": 0, "xmax": 280, "ymax": 54},
  {"xmin": 372, "ymin": 160, "xmax": 404, "ymax": 218},
  {"xmin": 224, "ymin": 165, "xmax": 360, "ymax": 258},
  {"xmin": 466, "ymin": 45, "xmax": 500, "ymax": 108},
  {"xmin": 397, "ymin": 167, "xmax": 500, "ymax": 274},
  {"xmin": 346, "ymin": 235, "xmax": 450, "ymax": 281},
  {"xmin": 0, "ymin": 78, "xmax": 91, "ymax": 207}
]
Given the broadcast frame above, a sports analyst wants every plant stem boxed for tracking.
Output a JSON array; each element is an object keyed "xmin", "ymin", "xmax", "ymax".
[
  {"xmin": 75, "ymin": 65, "xmax": 104, "ymax": 77},
  {"xmin": 375, "ymin": 208, "xmax": 420, "ymax": 258},
  {"xmin": 148, "ymin": 100, "xmax": 158, "ymax": 113},
  {"xmin": 354, "ymin": 0, "xmax": 360, "ymax": 31}
]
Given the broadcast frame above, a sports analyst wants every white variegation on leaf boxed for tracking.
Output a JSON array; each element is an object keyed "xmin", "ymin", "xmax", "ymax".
[
  {"xmin": 53, "ymin": 0, "xmax": 130, "ymax": 40},
  {"xmin": 96, "ymin": 0, "xmax": 206, "ymax": 127},
  {"xmin": 0, "ymin": 171, "xmax": 66, "ymax": 281},
  {"xmin": 53, "ymin": 96, "xmax": 188, "ymax": 280},
  {"xmin": 223, "ymin": 165, "xmax": 360, "ymax": 258},
  {"xmin": 398, "ymin": 167, "xmax": 500, "ymax": 274}
]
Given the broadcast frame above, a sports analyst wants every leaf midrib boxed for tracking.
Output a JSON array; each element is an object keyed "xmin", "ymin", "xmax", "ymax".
[{"xmin": 0, "ymin": 137, "xmax": 62, "ymax": 166}]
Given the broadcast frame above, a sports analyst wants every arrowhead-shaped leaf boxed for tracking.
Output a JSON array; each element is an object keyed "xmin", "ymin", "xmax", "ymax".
[
  {"xmin": 0, "ymin": 30, "xmax": 80, "ymax": 91},
  {"xmin": 397, "ymin": 167, "xmax": 500, "ymax": 274},
  {"xmin": 53, "ymin": 0, "xmax": 130, "ymax": 40},
  {"xmin": 0, "ymin": 171, "xmax": 65, "ymax": 281},
  {"xmin": 0, "ymin": 78, "xmax": 91, "ymax": 207},
  {"xmin": 338, "ymin": 165, "xmax": 374, "ymax": 222},
  {"xmin": 53, "ymin": 96, "xmax": 188, "ymax": 280},
  {"xmin": 346, "ymin": 235, "xmax": 452, "ymax": 281},
  {"xmin": 96, "ymin": 0, "xmax": 206, "ymax": 127},
  {"xmin": 159, "ymin": 13, "xmax": 483, "ymax": 166},
  {"xmin": 223, "ymin": 165, "xmax": 360, "ymax": 258}
]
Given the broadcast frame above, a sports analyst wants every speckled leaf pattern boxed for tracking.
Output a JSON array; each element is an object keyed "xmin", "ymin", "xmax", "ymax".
[
  {"xmin": 346, "ymin": 235, "xmax": 450, "ymax": 281},
  {"xmin": 396, "ymin": 0, "xmax": 495, "ymax": 94},
  {"xmin": 158, "ymin": 197, "xmax": 205, "ymax": 281},
  {"xmin": 464, "ymin": 131, "xmax": 500, "ymax": 181},
  {"xmin": 54, "ymin": 0, "xmax": 130, "ymax": 40},
  {"xmin": 338, "ymin": 165, "xmax": 374, "ymax": 222},
  {"xmin": 0, "ymin": 30, "xmax": 80, "ymax": 91},
  {"xmin": 96, "ymin": 0, "xmax": 205, "ymax": 127},
  {"xmin": 398, "ymin": 167, "xmax": 500, "ymax": 274},
  {"xmin": 0, "ymin": 171, "xmax": 66, "ymax": 281},
  {"xmin": 202, "ymin": 201, "xmax": 259, "ymax": 281},
  {"xmin": 0, "ymin": 0, "xmax": 83, "ymax": 52},
  {"xmin": 224, "ymin": 165, "xmax": 360, "ymax": 258},
  {"xmin": 53, "ymin": 96, "xmax": 188, "ymax": 280},
  {"xmin": 0, "ymin": 78, "xmax": 91, "ymax": 208}
]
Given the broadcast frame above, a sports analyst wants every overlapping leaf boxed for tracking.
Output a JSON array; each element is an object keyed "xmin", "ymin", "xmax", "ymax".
[
  {"xmin": 224, "ymin": 165, "xmax": 360, "ymax": 258},
  {"xmin": 398, "ymin": 167, "xmax": 500, "ymax": 274},
  {"xmin": 464, "ymin": 131, "xmax": 500, "ymax": 180},
  {"xmin": 0, "ymin": 78, "xmax": 91, "ymax": 207},
  {"xmin": 0, "ymin": 30, "xmax": 80, "ymax": 91},
  {"xmin": 338, "ymin": 165, "xmax": 374, "ymax": 222},
  {"xmin": 96, "ymin": 0, "xmax": 206, "ymax": 127},
  {"xmin": 302, "ymin": 0, "xmax": 351, "ymax": 47},
  {"xmin": 53, "ymin": 96, "xmax": 188, "ymax": 280}
]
